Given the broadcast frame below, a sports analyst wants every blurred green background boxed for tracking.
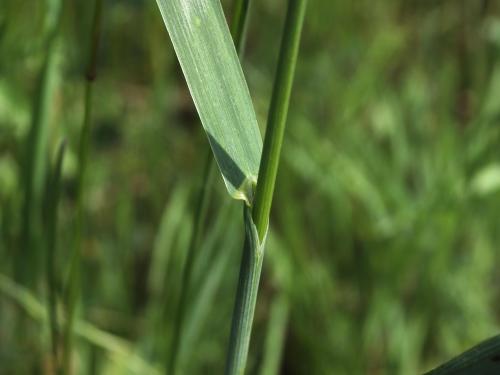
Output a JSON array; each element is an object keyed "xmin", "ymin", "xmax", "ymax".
[{"xmin": 1, "ymin": 0, "xmax": 500, "ymax": 374}]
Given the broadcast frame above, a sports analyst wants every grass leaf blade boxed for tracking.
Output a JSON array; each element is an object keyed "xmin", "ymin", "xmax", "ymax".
[
  {"xmin": 424, "ymin": 335, "xmax": 500, "ymax": 375},
  {"xmin": 154, "ymin": 0, "xmax": 262, "ymax": 204}
]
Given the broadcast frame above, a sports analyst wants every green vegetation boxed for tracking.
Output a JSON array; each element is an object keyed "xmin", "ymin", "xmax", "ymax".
[
  {"xmin": 45, "ymin": 139, "xmax": 66, "ymax": 373},
  {"xmin": 225, "ymin": 1, "xmax": 306, "ymax": 374},
  {"xmin": 1, "ymin": 0, "xmax": 500, "ymax": 374},
  {"xmin": 63, "ymin": 0, "xmax": 103, "ymax": 372}
]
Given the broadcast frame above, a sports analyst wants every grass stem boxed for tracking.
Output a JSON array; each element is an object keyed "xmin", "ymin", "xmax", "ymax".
[
  {"xmin": 225, "ymin": 207, "xmax": 264, "ymax": 375},
  {"xmin": 252, "ymin": 0, "xmax": 307, "ymax": 241},
  {"xmin": 62, "ymin": 0, "xmax": 103, "ymax": 372},
  {"xmin": 46, "ymin": 140, "xmax": 66, "ymax": 373},
  {"xmin": 225, "ymin": 1, "xmax": 307, "ymax": 374}
]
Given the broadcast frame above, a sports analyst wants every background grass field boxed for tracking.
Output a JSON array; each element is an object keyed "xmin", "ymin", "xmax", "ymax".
[{"xmin": 1, "ymin": 0, "xmax": 500, "ymax": 374}]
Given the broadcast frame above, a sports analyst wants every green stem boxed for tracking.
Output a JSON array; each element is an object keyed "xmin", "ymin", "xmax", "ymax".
[
  {"xmin": 62, "ymin": 0, "xmax": 103, "ymax": 372},
  {"xmin": 225, "ymin": 207, "xmax": 264, "ymax": 375},
  {"xmin": 166, "ymin": 1, "xmax": 252, "ymax": 373},
  {"xmin": 225, "ymin": 1, "xmax": 307, "ymax": 374},
  {"xmin": 46, "ymin": 140, "xmax": 66, "ymax": 373},
  {"xmin": 252, "ymin": 0, "xmax": 307, "ymax": 241}
]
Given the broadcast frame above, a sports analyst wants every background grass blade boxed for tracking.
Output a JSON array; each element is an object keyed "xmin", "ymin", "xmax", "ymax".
[
  {"xmin": 424, "ymin": 335, "xmax": 500, "ymax": 375},
  {"xmin": 230, "ymin": 0, "xmax": 250, "ymax": 53},
  {"xmin": 167, "ymin": 152, "xmax": 214, "ymax": 375},
  {"xmin": 259, "ymin": 290, "xmax": 289, "ymax": 375},
  {"xmin": 18, "ymin": 0, "xmax": 62, "ymax": 286},
  {"xmin": 0, "ymin": 274, "xmax": 161, "ymax": 375},
  {"xmin": 259, "ymin": 234, "xmax": 291, "ymax": 375},
  {"xmin": 45, "ymin": 139, "xmax": 66, "ymax": 373},
  {"xmin": 154, "ymin": 0, "xmax": 262, "ymax": 204},
  {"xmin": 63, "ymin": 0, "xmax": 103, "ymax": 372}
]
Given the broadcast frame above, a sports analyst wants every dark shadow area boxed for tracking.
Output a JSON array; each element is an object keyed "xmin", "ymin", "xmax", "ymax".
[{"xmin": 207, "ymin": 132, "xmax": 246, "ymax": 192}]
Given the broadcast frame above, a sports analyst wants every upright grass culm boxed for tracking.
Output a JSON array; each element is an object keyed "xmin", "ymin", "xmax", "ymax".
[
  {"xmin": 252, "ymin": 0, "xmax": 307, "ymax": 240},
  {"xmin": 45, "ymin": 140, "xmax": 66, "ymax": 373},
  {"xmin": 62, "ymin": 0, "xmax": 103, "ymax": 372},
  {"xmin": 225, "ymin": 1, "xmax": 307, "ymax": 374},
  {"xmin": 167, "ymin": 1, "xmax": 251, "ymax": 373}
]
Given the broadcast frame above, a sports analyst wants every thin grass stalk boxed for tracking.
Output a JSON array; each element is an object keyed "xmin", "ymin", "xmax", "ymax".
[
  {"xmin": 225, "ymin": 1, "xmax": 307, "ymax": 374},
  {"xmin": 251, "ymin": 0, "xmax": 307, "ymax": 240},
  {"xmin": 167, "ymin": 2, "xmax": 252, "ymax": 372},
  {"xmin": 46, "ymin": 140, "xmax": 66, "ymax": 373},
  {"xmin": 62, "ymin": 0, "xmax": 103, "ymax": 372}
]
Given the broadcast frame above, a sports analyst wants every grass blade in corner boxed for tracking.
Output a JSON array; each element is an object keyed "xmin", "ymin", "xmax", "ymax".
[
  {"xmin": 424, "ymin": 335, "xmax": 500, "ymax": 375},
  {"xmin": 154, "ymin": 0, "xmax": 262, "ymax": 204}
]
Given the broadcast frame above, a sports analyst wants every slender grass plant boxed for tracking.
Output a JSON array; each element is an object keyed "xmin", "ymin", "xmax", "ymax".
[
  {"xmin": 45, "ymin": 140, "xmax": 66, "ymax": 373},
  {"xmin": 62, "ymin": 0, "xmax": 103, "ymax": 372},
  {"xmin": 154, "ymin": 0, "xmax": 306, "ymax": 373}
]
